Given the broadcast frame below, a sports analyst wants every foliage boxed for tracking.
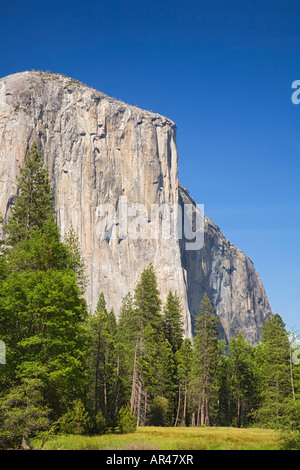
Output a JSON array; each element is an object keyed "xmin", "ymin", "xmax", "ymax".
[
  {"xmin": 192, "ymin": 293, "xmax": 220, "ymax": 426},
  {"xmin": 163, "ymin": 290, "xmax": 184, "ymax": 354},
  {"xmin": 5, "ymin": 142, "xmax": 55, "ymax": 246},
  {"xmin": 58, "ymin": 399, "xmax": 90, "ymax": 435},
  {"xmin": 254, "ymin": 314, "xmax": 293, "ymax": 428},
  {"xmin": 0, "ymin": 378, "xmax": 51, "ymax": 449},
  {"xmin": 174, "ymin": 338, "xmax": 194, "ymax": 426},
  {"xmin": 133, "ymin": 263, "xmax": 162, "ymax": 334},
  {"xmin": 64, "ymin": 225, "xmax": 88, "ymax": 291},
  {"xmin": 0, "ymin": 143, "xmax": 88, "ymax": 438},
  {"xmin": 150, "ymin": 396, "xmax": 170, "ymax": 426},
  {"xmin": 1, "ymin": 144, "xmax": 299, "ymax": 444},
  {"xmin": 92, "ymin": 409, "xmax": 107, "ymax": 435},
  {"xmin": 117, "ymin": 405, "xmax": 137, "ymax": 434},
  {"xmin": 277, "ymin": 398, "xmax": 300, "ymax": 449},
  {"xmin": 85, "ymin": 292, "xmax": 118, "ymax": 426},
  {"xmin": 228, "ymin": 332, "xmax": 259, "ymax": 427},
  {"xmin": 0, "ymin": 268, "xmax": 88, "ymax": 416}
]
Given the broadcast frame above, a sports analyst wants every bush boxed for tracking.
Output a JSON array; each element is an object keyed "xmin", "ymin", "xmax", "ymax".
[
  {"xmin": 150, "ymin": 396, "xmax": 169, "ymax": 426},
  {"xmin": 280, "ymin": 430, "xmax": 300, "ymax": 450},
  {"xmin": 278, "ymin": 399, "xmax": 300, "ymax": 450},
  {"xmin": 59, "ymin": 400, "xmax": 90, "ymax": 435},
  {"xmin": 117, "ymin": 406, "xmax": 137, "ymax": 434},
  {"xmin": 91, "ymin": 409, "xmax": 106, "ymax": 435},
  {"xmin": 0, "ymin": 378, "xmax": 51, "ymax": 449}
]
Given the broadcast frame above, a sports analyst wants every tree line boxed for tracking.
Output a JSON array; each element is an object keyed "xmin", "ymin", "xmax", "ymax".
[{"xmin": 0, "ymin": 144, "xmax": 299, "ymax": 449}]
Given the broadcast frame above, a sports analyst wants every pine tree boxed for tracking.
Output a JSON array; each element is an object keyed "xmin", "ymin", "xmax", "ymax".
[
  {"xmin": 85, "ymin": 293, "xmax": 117, "ymax": 426},
  {"xmin": 216, "ymin": 340, "xmax": 233, "ymax": 426},
  {"xmin": 128, "ymin": 265, "xmax": 163, "ymax": 425},
  {"xmin": 115, "ymin": 293, "xmax": 139, "ymax": 408},
  {"xmin": 0, "ymin": 378, "xmax": 51, "ymax": 450},
  {"xmin": 133, "ymin": 263, "xmax": 162, "ymax": 335},
  {"xmin": 5, "ymin": 142, "xmax": 55, "ymax": 245},
  {"xmin": 121, "ymin": 265, "xmax": 180, "ymax": 426},
  {"xmin": 117, "ymin": 292, "xmax": 140, "ymax": 343},
  {"xmin": 0, "ymin": 268, "xmax": 88, "ymax": 416},
  {"xmin": 192, "ymin": 293, "xmax": 220, "ymax": 426},
  {"xmin": 3, "ymin": 143, "xmax": 73, "ymax": 274},
  {"xmin": 0, "ymin": 143, "xmax": 88, "ymax": 421},
  {"xmin": 174, "ymin": 338, "xmax": 194, "ymax": 426},
  {"xmin": 255, "ymin": 314, "xmax": 293, "ymax": 427},
  {"xmin": 163, "ymin": 290, "xmax": 184, "ymax": 354},
  {"xmin": 228, "ymin": 332, "xmax": 258, "ymax": 427},
  {"xmin": 64, "ymin": 225, "xmax": 87, "ymax": 291}
]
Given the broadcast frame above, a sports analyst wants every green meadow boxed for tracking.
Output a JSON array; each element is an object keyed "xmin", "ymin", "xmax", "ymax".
[{"xmin": 36, "ymin": 426, "xmax": 280, "ymax": 451}]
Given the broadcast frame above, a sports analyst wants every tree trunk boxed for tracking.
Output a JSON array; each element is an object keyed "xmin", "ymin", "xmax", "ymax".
[
  {"xmin": 237, "ymin": 397, "xmax": 241, "ymax": 428},
  {"xmin": 94, "ymin": 325, "xmax": 102, "ymax": 415},
  {"xmin": 130, "ymin": 342, "xmax": 138, "ymax": 412},
  {"xmin": 174, "ymin": 385, "xmax": 181, "ymax": 426},
  {"xmin": 200, "ymin": 388, "xmax": 205, "ymax": 426},
  {"xmin": 137, "ymin": 381, "xmax": 142, "ymax": 427},
  {"xmin": 183, "ymin": 382, "xmax": 187, "ymax": 425},
  {"xmin": 289, "ymin": 340, "xmax": 296, "ymax": 401},
  {"xmin": 144, "ymin": 390, "xmax": 148, "ymax": 425},
  {"xmin": 103, "ymin": 373, "xmax": 107, "ymax": 419},
  {"xmin": 21, "ymin": 435, "xmax": 34, "ymax": 450},
  {"xmin": 114, "ymin": 353, "xmax": 120, "ymax": 419},
  {"xmin": 205, "ymin": 398, "xmax": 210, "ymax": 426},
  {"xmin": 197, "ymin": 399, "xmax": 202, "ymax": 426}
]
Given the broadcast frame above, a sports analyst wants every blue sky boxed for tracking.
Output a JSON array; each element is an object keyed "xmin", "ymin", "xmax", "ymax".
[{"xmin": 1, "ymin": 0, "xmax": 299, "ymax": 332}]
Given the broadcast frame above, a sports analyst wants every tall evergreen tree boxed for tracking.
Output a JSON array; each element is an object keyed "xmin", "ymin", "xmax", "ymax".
[
  {"xmin": 3, "ymin": 143, "xmax": 73, "ymax": 275},
  {"xmin": 5, "ymin": 142, "xmax": 55, "ymax": 245},
  {"xmin": 163, "ymin": 290, "xmax": 184, "ymax": 354},
  {"xmin": 174, "ymin": 338, "xmax": 194, "ymax": 426},
  {"xmin": 64, "ymin": 225, "xmax": 87, "ymax": 291},
  {"xmin": 117, "ymin": 292, "xmax": 137, "ymax": 345},
  {"xmin": 192, "ymin": 293, "xmax": 220, "ymax": 426},
  {"xmin": 255, "ymin": 314, "xmax": 293, "ymax": 427},
  {"xmin": 0, "ymin": 143, "xmax": 88, "ymax": 421},
  {"xmin": 115, "ymin": 293, "xmax": 139, "ymax": 409},
  {"xmin": 85, "ymin": 293, "xmax": 117, "ymax": 426},
  {"xmin": 133, "ymin": 263, "xmax": 162, "ymax": 335},
  {"xmin": 0, "ymin": 268, "xmax": 87, "ymax": 414},
  {"xmin": 216, "ymin": 340, "xmax": 233, "ymax": 426},
  {"xmin": 228, "ymin": 332, "xmax": 259, "ymax": 427},
  {"xmin": 121, "ymin": 265, "xmax": 179, "ymax": 426}
]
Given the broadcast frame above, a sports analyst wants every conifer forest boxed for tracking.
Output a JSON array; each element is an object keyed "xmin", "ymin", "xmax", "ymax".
[{"xmin": 0, "ymin": 144, "xmax": 299, "ymax": 450}]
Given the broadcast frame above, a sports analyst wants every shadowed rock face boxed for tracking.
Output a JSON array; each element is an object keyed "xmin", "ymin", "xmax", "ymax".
[
  {"xmin": 178, "ymin": 185, "xmax": 272, "ymax": 343},
  {"xmin": 0, "ymin": 71, "xmax": 272, "ymax": 344}
]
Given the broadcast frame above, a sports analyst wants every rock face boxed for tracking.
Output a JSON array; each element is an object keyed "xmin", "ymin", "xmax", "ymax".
[
  {"xmin": 0, "ymin": 71, "xmax": 273, "ymax": 344},
  {"xmin": 179, "ymin": 185, "xmax": 272, "ymax": 343}
]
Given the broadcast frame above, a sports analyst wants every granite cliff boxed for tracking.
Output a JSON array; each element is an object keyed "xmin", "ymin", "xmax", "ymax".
[{"xmin": 0, "ymin": 71, "xmax": 273, "ymax": 343}]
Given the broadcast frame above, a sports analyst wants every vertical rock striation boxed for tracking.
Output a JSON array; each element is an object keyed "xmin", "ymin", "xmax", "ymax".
[
  {"xmin": 178, "ymin": 185, "xmax": 272, "ymax": 343},
  {"xmin": 0, "ymin": 71, "xmax": 272, "ymax": 343}
]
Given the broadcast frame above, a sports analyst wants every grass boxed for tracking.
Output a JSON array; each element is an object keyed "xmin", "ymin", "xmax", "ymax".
[{"xmin": 34, "ymin": 426, "xmax": 280, "ymax": 451}]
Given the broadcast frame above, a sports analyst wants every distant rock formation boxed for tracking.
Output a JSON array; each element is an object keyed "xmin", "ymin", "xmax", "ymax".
[{"xmin": 0, "ymin": 71, "xmax": 273, "ymax": 343}]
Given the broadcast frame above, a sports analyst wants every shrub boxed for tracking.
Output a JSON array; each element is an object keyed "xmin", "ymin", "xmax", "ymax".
[
  {"xmin": 59, "ymin": 400, "xmax": 90, "ymax": 435},
  {"xmin": 280, "ymin": 430, "xmax": 300, "ymax": 450},
  {"xmin": 117, "ymin": 406, "xmax": 137, "ymax": 434},
  {"xmin": 278, "ymin": 399, "xmax": 300, "ymax": 450},
  {"xmin": 150, "ymin": 396, "xmax": 169, "ymax": 426},
  {"xmin": 92, "ymin": 409, "xmax": 107, "ymax": 435},
  {"xmin": 0, "ymin": 378, "xmax": 51, "ymax": 449}
]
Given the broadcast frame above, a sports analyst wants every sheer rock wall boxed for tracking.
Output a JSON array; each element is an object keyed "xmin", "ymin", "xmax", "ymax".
[{"xmin": 0, "ymin": 71, "xmax": 273, "ymax": 343}]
